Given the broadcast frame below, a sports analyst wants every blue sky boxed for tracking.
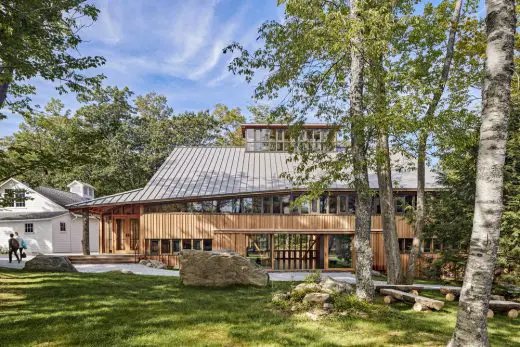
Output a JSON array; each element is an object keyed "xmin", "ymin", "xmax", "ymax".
[{"xmin": 0, "ymin": 0, "xmax": 284, "ymax": 136}]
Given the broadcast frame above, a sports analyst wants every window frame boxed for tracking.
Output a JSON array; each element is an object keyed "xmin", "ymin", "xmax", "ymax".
[
  {"xmin": 25, "ymin": 223, "xmax": 34, "ymax": 233},
  {"xmin": 60, "ymin": 222, "xmax": 66, "ymax": 232}
]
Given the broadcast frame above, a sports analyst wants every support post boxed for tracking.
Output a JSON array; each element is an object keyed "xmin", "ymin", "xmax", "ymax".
[
  {"xmin": 324, "ymin": 234, "xmax": 329, "ymax": 271},
  {"xmin": 82, "ymin": 209, "xmax": 90, "ymax": 255}
]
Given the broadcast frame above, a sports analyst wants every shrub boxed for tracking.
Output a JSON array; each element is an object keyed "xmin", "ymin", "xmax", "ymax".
[{"xmin": 304, "ymin": 270, "xmax": 322, "ymax": 284}]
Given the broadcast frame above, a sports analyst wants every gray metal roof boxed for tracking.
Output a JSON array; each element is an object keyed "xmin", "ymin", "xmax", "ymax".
[
  {"xmin": 34, "ymin": 186, "xmax": 88, "ymax": 207},
  {"xmin": 69, "ymin": 147, "xmax": 440, "ymax": 208},
  {"xmin": 0, "ymin": 211, "xmax": 69, "ymax": 221}
]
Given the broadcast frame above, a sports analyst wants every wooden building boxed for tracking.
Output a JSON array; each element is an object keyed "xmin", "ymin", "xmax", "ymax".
[{"xmin": 70, "ymin": 124, "xmax": 441, "ymax": 272}]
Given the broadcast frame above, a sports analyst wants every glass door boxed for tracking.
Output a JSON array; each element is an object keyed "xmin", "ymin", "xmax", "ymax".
[
  {"xmin": 115, "ymin": 219, "xmax": 125, "ymax": 251},
  {"xmin": 130, "ymin": 219, "xmax": 139, "ymax": 250}
]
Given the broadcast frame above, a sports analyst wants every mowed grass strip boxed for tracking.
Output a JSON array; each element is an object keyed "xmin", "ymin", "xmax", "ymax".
[{"xmin": 0, "ymin": 269, "xmax": 518, "ymax": 346}]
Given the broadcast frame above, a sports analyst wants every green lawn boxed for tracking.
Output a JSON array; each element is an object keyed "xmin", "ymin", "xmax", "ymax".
[{"xmin": 0, "ymin": 269, "xmax": 518, "ymax": 346}]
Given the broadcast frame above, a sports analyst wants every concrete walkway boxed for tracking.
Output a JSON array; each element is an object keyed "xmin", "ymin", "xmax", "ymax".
[{"xmin": 0, "ymin": 256, "xmax": 458, "ymax": 290}]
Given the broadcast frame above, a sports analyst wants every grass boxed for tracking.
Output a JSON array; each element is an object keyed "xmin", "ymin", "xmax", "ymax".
[{"xmin": 0, "ymin": 269, "xmax": 518, "ymax": 347}]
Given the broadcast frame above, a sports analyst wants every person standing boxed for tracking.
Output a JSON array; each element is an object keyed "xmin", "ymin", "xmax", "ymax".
[
  {"xmin": 8, "ymin": 234, "xmax": 20, "ymax": 263},
  {"xmin": 14, "ymin": 232, "xmax": 24, "ymax": 260}
]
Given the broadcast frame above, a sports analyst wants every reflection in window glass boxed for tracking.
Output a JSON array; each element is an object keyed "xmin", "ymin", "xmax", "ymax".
[
  {"xmin": 150, "ymin": 240, "xmax": 159, "ymax": 256},
  {"xmin": 329, "ymin": 195, "xmax": 337, "ymax": 214},
  {"xmin": 311, "ymin": 199, "xmax": 318, "ymax": 213},
  {"xmin": 242, "ymin": 197, "xmax": 253, "ymax": 213},
  {"xmin": 173, "ymin": 239, "xmax": 181, "ymax": 253},
  {"xmin": 282, "ymin": 195, "xmax": 291, "ymax": 214},
  {"xmin": 246, "ymin": 234, "xmax": 271, "ymax": 268},
  {"xmin": 328, "ymin": 235, "xmax": 353, "ymax": 268},
  {"xmin": 202, "ymin": 201, "xmax": 216, "ymax": 213},
  {"xmin": 273, "ymin": 196, "xmax": 281, "ymax": 214},
  {"xmin": 395, "ymin": 196, "xmax": 405, "ymax": 213},
  {"xmin": 203, "ymin": 239, "xmax": 212, "ymax": 251},
  {"xmin": 182, "ymin": 239, "xmax": 192, "ymax": 250},
  {"xmin": 218, "ymin": 200, "xmax": 233, "ymax": 213},
  {"xmin": 301, "ymin": 199, "xmax": 309, "ymax": 214},
  {"xmin": 193, "ymin": 239, "xmax": 201, "ymax": 250},
  {"xmin": 161, "ymin": 240, "xmax": 170, "ymax": 255},
  {"xmin": 372, "ymin": 196, "xmax": 381, "ymax": 214},
  {"xmin": 339, "ymin": 195, "xmax": 347, "ymax": 213},
  {"xmin": 319, "ymin": 196, "xmax": 327, "ymax": 214},
  {"xmin": 252, "ymin": 197, "xmax": 263, "ymax": 213},
  {"xmin": 263, "ymin": 197, "xmax": 272, "ymax": 213},
  {"xmin": 348, "ymin": 195, "xmax": 356, "ymax": 214}
]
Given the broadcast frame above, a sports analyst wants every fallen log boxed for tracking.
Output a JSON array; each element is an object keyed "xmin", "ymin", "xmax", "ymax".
[
  {"xmin": 380, "ymin": 289, "xmax": 444, "ymax": 311},
  {"xmin": 376, "ymin": 285, "xmax": 422, "ymax": 292},
  {"xmin": 488, "ymin": 300, "xmax": 520, "ymax": 312},
  {"xmin": 445, "ymin": 293, "xmax": 456, "ymax": 302},
  {"xmin": 413, "ymin": 303, "xmax": 431, "ymax": 312},
  {"xmin": 439, "ymin": 287, "xmax": 461, "ymax": 296},
  {"xmin": 383, "ymin": 296, "xmax": 395, "ymax": 305}
]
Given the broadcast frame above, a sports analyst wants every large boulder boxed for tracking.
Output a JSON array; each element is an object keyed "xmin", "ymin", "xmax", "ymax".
[
  {"xmin": 302, "ymin": 292, "xmax": 332, "ymax": 305},
  {"xmin": 25, "ymin": 255, "xmax": 77, "ymax": 272},
  {"xmin": 180, "ymin": 250, "xmax": 269, "ymax": 287},
  {"xmin": 320, "ymin": 276, "xmax": 353, "ymax": 295}
]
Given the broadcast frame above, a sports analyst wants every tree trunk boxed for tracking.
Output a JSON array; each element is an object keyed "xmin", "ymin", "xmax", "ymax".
[
  {"xmin": 82, "ymin": 210, "xmax": 90, "ymax": 255},
  {"xmin": 349, "ymin": 0, "xmax": 375, "ymax": 302},
  {"xmin": 449, "ymin": 0, "xmax": 515, "ymax": 345},
  {"xmin": 407, "ymin": 0, "xmax": 464, "ymax": 283},
  {"xmin": 374, "ymin": 56, "xmax": 402, "ymax": 285}
]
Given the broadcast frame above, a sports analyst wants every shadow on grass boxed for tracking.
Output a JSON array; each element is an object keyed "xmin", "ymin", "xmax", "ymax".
[{"xmin": 0, "ymin": 269, "xmax": 518, "ymax": 346}]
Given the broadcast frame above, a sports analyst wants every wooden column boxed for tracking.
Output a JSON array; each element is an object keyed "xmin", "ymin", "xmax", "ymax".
[
  {"xmin": 82, "ymin": 209, "xmax": 90, "ymax": 255},
  {"xmin": 270, "ymin": 234, "xmax": 275, "ymax": 270},
  {"xmin": 100, "ymin": 213, "xmax": 104, "ymax": 254},
  {"xmin": 323, "ymin": 234, "xmax": 329, "ymax": 271}
]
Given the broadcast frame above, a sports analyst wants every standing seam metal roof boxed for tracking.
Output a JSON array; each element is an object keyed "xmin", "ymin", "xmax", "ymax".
[{"xmin": 68, "ymin": 146, "xmax": 440, "ymax": 208}]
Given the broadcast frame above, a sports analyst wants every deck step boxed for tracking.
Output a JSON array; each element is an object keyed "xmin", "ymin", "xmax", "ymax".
[{"xmin": 68, "ymin": 255, "xmax": 138, "ymax": 264}]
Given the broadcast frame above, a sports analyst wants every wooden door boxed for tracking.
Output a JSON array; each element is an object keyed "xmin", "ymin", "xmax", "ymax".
[{"xmin": 115, "ymin": 218, "xmax": 132, "ymax": 253}]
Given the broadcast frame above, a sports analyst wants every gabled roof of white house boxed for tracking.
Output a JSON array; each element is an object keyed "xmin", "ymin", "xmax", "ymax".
[
  {"xmin": 69, "ymin": 146, "xmax": 441, "ymax": 208},
  {"xmin": 0, "ymin": 211, "xmax": 69, "ymax": 221},
  {"xmin": 34, "ymin": 186, "xmax": 88, "ymax": 207}
]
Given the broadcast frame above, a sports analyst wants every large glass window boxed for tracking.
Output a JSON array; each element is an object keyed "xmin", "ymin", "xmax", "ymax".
[
  {"xmin": 173, "ymin": 239, "xmax": 181, "ymax": 253},
  {"xmin": 339, "ymin": 195, "xmax": 347, "ymax": 213},
  {"xmin": 281, "ymin": 195, "xmax": 291, "ymax": 214},
  {"xmin": 348, "ymin": 195, "xmax": 356, "ymax": 214},
  {"xmin": 161, "ymin": 240, "xmax": 170, "ymax": 255},
  {"xmin": 242, "ymin": 197, "xmax": 253, "ymax": 213},
  {"xmin": 218, "ymin": 200, "xmax": 233, "ymax": 213},
  {"xmin": 252, "ymin": 197, "xmax": 263, "ymax": 213},
  {"xmin": 399, "ymin": 238, "xmax": 413, "ymax": 253},
  {"xmin": 182, "ymin": 239, "xmax": 192, "ymax": 250},
  {"xmin": 273, "ymin": 196, "xmax": 281, "ymax": 214},
  {"xmin": 246, "ymin": 234, "xmax": 271, "ymax": 268},
  {"xmin": 203, "ymin": 239, "xmax": 213, "ymax": 251},
  {"xmin": 193, "ymin": 239, "xmax": 202, "ymax": 250},
  {"xmin": 150, "ymin": 239, "xmax": 159, "ymax": 256},
  {"xmin": 328, "ymin": 235, "xmax": 353, "ymax": 269},
  {"xmin": 319, "ymin": 196, "xmax": 327, "ymax": 214},
  {"xmin": 329, "ymin": 195, "xmax": 337, "ymax": 214},
  {"xmin": 263, "ymin": 197, "xmax": 273, "ymax": 214},
  {"xmin": 202, "ymin": 201, "xmax": 216, "ymax": 213}
]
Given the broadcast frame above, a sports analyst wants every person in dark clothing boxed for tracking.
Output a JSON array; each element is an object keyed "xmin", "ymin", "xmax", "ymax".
[{"xmin": 8, "ymin": 234, "xmax": 20, "ymax": 263}]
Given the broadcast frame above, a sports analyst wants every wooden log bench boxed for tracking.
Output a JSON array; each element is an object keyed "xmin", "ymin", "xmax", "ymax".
[
  {"xmin": 488, "ymin": 300, "xmax": 520, "ymax": 319},
  {"xmin": 380, "ymin": 288, "xmax": 444, "ymax": 311}
]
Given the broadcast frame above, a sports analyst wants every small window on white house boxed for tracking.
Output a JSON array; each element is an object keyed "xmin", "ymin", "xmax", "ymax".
[
  {"xmin": 60, "ymin": 222, "xmax": 66, "ymax": 232},
  {"xmin": 25, "ymin": 223, "xmax": 34, "ymax": 233}
]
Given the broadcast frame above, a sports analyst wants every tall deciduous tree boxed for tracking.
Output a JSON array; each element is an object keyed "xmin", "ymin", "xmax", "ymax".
[
  {"xmin": 406, "ymin": 0, "xmax": 464, "ymax": 283},
  {"xmin": 449, "ymin": 0, "xmax": 515, "ymax": 344},
  {"xmin": 349, "ymin": 0, "xmax": 375, "ymax": 300},
  {"xmin": 0, "ymin": 0, "xmax": 105, "ymax": 116}
]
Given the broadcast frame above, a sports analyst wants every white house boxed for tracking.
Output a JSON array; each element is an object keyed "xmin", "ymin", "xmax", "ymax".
[{"xmin": 0, "ymin": 178, "xmax": 99, "ymax": 254}]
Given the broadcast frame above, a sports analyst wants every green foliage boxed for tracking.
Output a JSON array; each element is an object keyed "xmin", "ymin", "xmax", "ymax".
[
  {"xmin": 304, "ymin": 270, "xmax": 322, "ymax": 284},
  {"xmin": 0, "ymin": 87, "xmax": 245, "ymax": 196},
  {"xmin": 0, "ymin": 0, "xmax": 105, "ymax": 116}
]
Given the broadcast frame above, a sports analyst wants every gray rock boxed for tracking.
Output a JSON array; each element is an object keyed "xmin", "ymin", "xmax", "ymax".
[
  {"xmin": 323, "ymin": 302, "xmax": 334, "ymax": 310},
  {"xmin": 293, "ymin": 282, "xmax": 321, "ymax": 294},
  {"xmin": 180, "ymin": 250, "xmax": 269, "ymax": 287},
  {"xmin": 371, "ymin": 270, "xmax": 383, "ymax": 277},
  {"xmin": 120, "ymin": 269, "xmax": 133, "ymax": 274},
  {"xmin": 303, "ymin": 292, "xmax": 332, "ymax": 305},
  {"xmin": 272, "ymin": 292, "xmax": 291, "ymax": 302},
  {"xmin": 25, "ymin": 255, "xmax": 77, "ymax": 272},
  {"xmin": 305, "ymin": 309, "xmax": 328, "ymax": 320},
  {"xmin": 320, "ymin": 276, "xmax": 353, "ymax": 295}
]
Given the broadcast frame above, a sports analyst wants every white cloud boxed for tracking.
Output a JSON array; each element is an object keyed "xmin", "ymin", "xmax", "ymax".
[{"xmin": 96, "ymin": 0, "xmax": 123, "ymax": 45}]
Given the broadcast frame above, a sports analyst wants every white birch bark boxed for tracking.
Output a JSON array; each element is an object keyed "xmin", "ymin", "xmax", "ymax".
[{"xmin": 448, "ymin": 0, "xmax": 515, "ymax": 345}]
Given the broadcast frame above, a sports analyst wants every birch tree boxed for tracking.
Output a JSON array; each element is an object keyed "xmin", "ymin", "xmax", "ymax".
[{"xmin": 449, "ymin": 0, "xmax": 515, "ymax": 344}]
